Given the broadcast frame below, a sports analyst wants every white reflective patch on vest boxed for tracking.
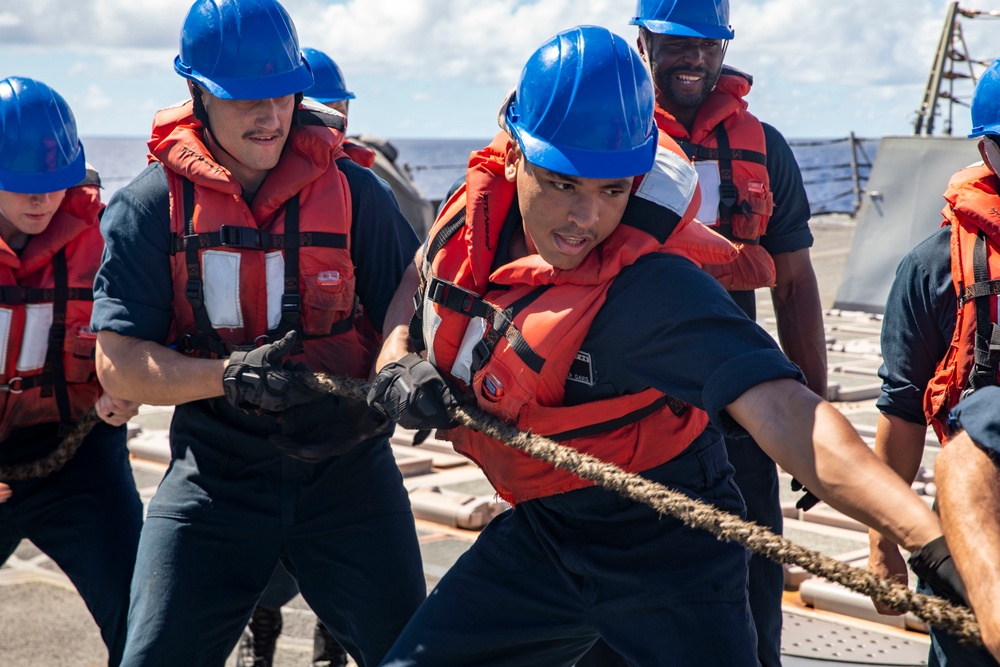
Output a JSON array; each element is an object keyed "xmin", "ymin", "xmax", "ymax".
[
  {"xmin": 694, "ymin": 161, "xmax": 722, "ymax": 225},
  {"xmin": 0, "ymin": 308, "xmax": 12, "ymax": 373},
  {"xmin": 635, "ymin": 145, "xmax": 700, "ymax": 217},
  {"xmin": 265, "ymin": 251, "xmax": 284, "ymax": 331},
  {"xmin": 422, "ymin": 296, "xmax": 443, "ymax": 367},
  {"xmin": 452, "ymin": 316, "xmax": 487, "ymax": 385},
  {"xmin": 202, "ymin": 250, "xmax": 244, "ymax": 329},
  {"xmin": 16, "ymin": 303, "xmax": 53, "ymax": 372}
]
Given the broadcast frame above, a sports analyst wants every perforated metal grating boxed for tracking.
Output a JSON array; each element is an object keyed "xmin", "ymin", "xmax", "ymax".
[{"xmin": 782, "ymin": 610, "xmax": 929, "ymax": 665}]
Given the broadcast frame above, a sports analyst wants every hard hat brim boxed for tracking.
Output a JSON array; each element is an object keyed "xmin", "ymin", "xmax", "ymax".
[
  {"xmin": 970, "ymin": 125, "xmax": 1000, "ymax": 139},
  {"xmin": 513, "ymin": 125, "xmax": 658, "ymax": 180},
  {"xmin": 631, "ymin": 18, "xmax": 735, "ymax": 40},
  {"xmin": 175, "ymin": 56, "xmax": 314, "ymax": 100},
  {"xmin": 308, "ymin": 91, "xmax": 356, "ymax": 104},
  {"xmin": 0, "ymin": 146, "xmax": 86, "ymax": 194}
]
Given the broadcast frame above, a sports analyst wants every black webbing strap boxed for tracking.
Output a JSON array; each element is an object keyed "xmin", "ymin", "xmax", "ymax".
[
  {"xmin": 673, "ymin": 140, "xmax": 767, "ymax": 167},
  {"xmin": 409, "ymin": 209, "xmax": 469, "ymax": 351},
  {"xmin": 965, "ymin": 231, "xmax": 1000, "ymax": 393},
  {"xmin": 170, "ymin": 227, "xmax": 346, "ymax": 253},
  {"xmin": 425, "ymin": 209, "xmax": 467, "ymax": 267},
  {"xmin": 961, "ymin": 278, "xmax": 1000, "ymax": 303},
  {"xmin": 471, "ymin": 286, "xmax": 550, "ymax": 375},
  {"xmin": 424, "ymin": 277, "xmax": 548, "ymax": 374},
  {"xmin": 408, "ymin": 285, "xmax": 427, "ymax": 353},
  {"xmin": 180, "ymin": 179, "xmax": 226, "ymax": 357},
  {"xmin": 714, "ymin": 123, "xmax": 739, "ymax": 231},
  {"xmin": 0, "ymin": 286, "xmax": 92, "ymax": 305},
  {"xmin": 275, "ymin": 194, "xmax": 302, "ymax": 336},
  {"xmin": 43, "ymin": 250, "xmax": 72, "ymax": 425},
  {"xmin": 546, "ymin": 394, "xmax": 688, "ymax": 442}
]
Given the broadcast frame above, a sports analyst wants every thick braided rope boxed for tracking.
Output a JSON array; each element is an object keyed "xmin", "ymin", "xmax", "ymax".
[
  {"xmin": 0, "ymin": 409, "xmax": 101, "ymax": 482},
  {"xmin": 310, "ymin": 372, "xmax": 982, "ymax": 644}
]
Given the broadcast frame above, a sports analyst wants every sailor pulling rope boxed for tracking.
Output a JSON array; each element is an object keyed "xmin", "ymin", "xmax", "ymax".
[
  {"xmin": 7, "ymin": 371, "xmax": 980, "ymax": 645},
  {"xmin": 306, "ymin": 372, "xmax": 983, "ymax": 646}
]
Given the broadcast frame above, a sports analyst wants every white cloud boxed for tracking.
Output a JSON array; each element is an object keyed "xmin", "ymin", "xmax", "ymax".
[
  {"xmin": 80, "ymin": 83, "xmax": 113, "ymax": 111},
  {"xmin": 1, "ymin": 0, "xmax": 998, "ymax": 138},
  {"xmin": 293, "ymin": 0, "xmax": 630, "ymax": 88}
]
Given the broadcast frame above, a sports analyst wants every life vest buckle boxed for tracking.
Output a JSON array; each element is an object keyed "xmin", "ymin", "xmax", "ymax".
[
  {"xmin": 718, "ymin": 182, "xmax": 739, "ymax": 208},
  {"xmin": 471, "ymin": 339, "xmax": 492, "ymax": 373},
  {"xmin": 185, "ymin": 279, "xmax": 203, "ymax": 308},
  {"xmin": 458, "ymin": 293, "xmax": 476, "ymax": 315},
  {"xmin": 0, "ymin": 377, "xmax": 24, "ymax": 394},
  {"xmin": 219, "ymin": 225, "xmax": 263, "ymax": 249},
  {"xmin": 177, "ymin": 334, "xmax": 195, "ymax": 354},
  {"xmin": 281, "ymin": 294, "xmax": 302, "ymax": 322}
]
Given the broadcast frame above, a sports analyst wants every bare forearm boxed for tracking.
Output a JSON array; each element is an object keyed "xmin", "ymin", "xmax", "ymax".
[
  {"xmin": 865, "ymin": 412, "xmax": 930, "ymax": 595},
  {"xmin": 868, "ymin": 412, "xmax": 927, "ymax": 534},
  {"xmin": 375, "ymin": 262, "xmax": 420, "ymax": 372},
  {"xmin": 872, "ymin": 412, "xmax": 926, "ymax": 483},
  {"xmin": 771, "ymin": 251, "xmax": 827, "ymax": 396},
  {"xmin": 729, "ymin": 379, "xmax": 940, "ymax": 552},
  {"xmin": 937, "ymin": 434, "xmax": 1000, "ymax": 655},
  {"xmin": 96, "ymin": 331, "xmax": 227, "ymax": 406}
]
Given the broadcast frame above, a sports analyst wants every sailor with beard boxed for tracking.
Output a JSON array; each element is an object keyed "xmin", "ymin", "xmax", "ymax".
[{"xmin": 629, "ymin": 3, "xmax": 824, "ymax": 665}]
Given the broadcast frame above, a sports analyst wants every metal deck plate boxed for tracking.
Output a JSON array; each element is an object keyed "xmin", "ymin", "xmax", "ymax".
[
  {"xmin": 783, "ymin": 526, "xmax": 869, "ymax": 558},
  {"xmin": 782, "ymin": 610, "xmax": 929, "ymax": 665}
]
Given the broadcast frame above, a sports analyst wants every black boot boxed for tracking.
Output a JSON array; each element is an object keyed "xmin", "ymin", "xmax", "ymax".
[
  {"xmin": 312, "ymin": 622, "xmax": 349, "ymax": 667},
  {"xmin": 237, "ymin": 605, "xmax": 284, "ymax": 667}
]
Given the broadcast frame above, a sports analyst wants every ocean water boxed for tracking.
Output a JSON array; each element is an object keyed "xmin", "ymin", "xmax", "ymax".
[{"xmin": 82, "ymin": 135, "xmax": 877, "ymax": 216}]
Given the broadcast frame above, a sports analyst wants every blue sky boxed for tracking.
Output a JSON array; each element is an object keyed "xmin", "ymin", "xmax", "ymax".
[{"xmin": 1, "ymin": 0, "xmax": 999, "ymax": 140}]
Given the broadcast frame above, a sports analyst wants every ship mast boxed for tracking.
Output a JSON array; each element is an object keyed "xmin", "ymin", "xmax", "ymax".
[{"xmin": 914, "ymin": 2, "xmax": 998, "ymax": 135}]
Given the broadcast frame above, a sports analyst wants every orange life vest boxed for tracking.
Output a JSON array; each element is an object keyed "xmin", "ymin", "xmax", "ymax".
[
  {"xmin": 343, "ymin": 140, "xmax": 376, "ymax": 169},
  {"xmin": 0, "ymin": 179, "xmax": 104, "ymax": 441},
  {"xmin": 417, "ymin": 132, "xmax": 734, "ymax": 504},
  {"xmin": 656, "ymin": 67, "xmax": 776, "ymax": 291},
  {"xmin": 924, "ymin": 163, "xmax": 1000, "ymax": 443},
  {"xmin": 149, "ymin": 100, "xmax": 376, "ymax": 379}
]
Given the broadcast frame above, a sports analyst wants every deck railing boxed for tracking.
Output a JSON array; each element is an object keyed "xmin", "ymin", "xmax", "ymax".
[
  {"xmin": 788, "ymin": 133, "xmax": 875, "ymax": 217},
  {"xmin": 410, "ymin": 133, "xmax": 878, "ymax": 220}
]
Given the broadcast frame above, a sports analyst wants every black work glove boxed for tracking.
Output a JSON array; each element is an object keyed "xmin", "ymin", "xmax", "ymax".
[
  {"xmin": 790, "ymin": 478, "xmax": 821, "ymax": 511},
  {"xmin": 222, "ymin": 331, "xmax": 324, "ymax": 413},
  {"xmin": 367, "ymin": 352, "xmax": 459, "ymax": 430},
  {"xmin": 908, "ymin": 535, "xmax": 969, "ymax": 606},
  {"xmin": 269, "ymin": 397, "xmax": 392, "ymax": 462}
]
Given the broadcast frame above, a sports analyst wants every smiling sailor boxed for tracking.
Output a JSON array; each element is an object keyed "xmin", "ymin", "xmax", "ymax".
[{"xmin": 631, "ymin": 2, "xmax": 825, "ymax": 663}]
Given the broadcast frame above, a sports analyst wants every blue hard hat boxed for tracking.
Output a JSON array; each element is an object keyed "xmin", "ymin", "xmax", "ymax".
[
  {"xmin": 971, "ymin": 60, "xmax": 1000, "ymax": 137},
  {"xmin": 630, "ymin": 0, "xmax": 735, "ymax": 40},
  {"xmin": 174, "ymin": 0, "xmax": 313, "ymax": 100},
  {"xmin": 302, "ymin": 48, "xmax": 355, "ymax": 103},
  {"xmin": 0, "ymin": 77, "xmax": 85, "ymax": 194},
  {"xmin": 506, "ymin": 25, "xmax": 657, "ymax": 179}
]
